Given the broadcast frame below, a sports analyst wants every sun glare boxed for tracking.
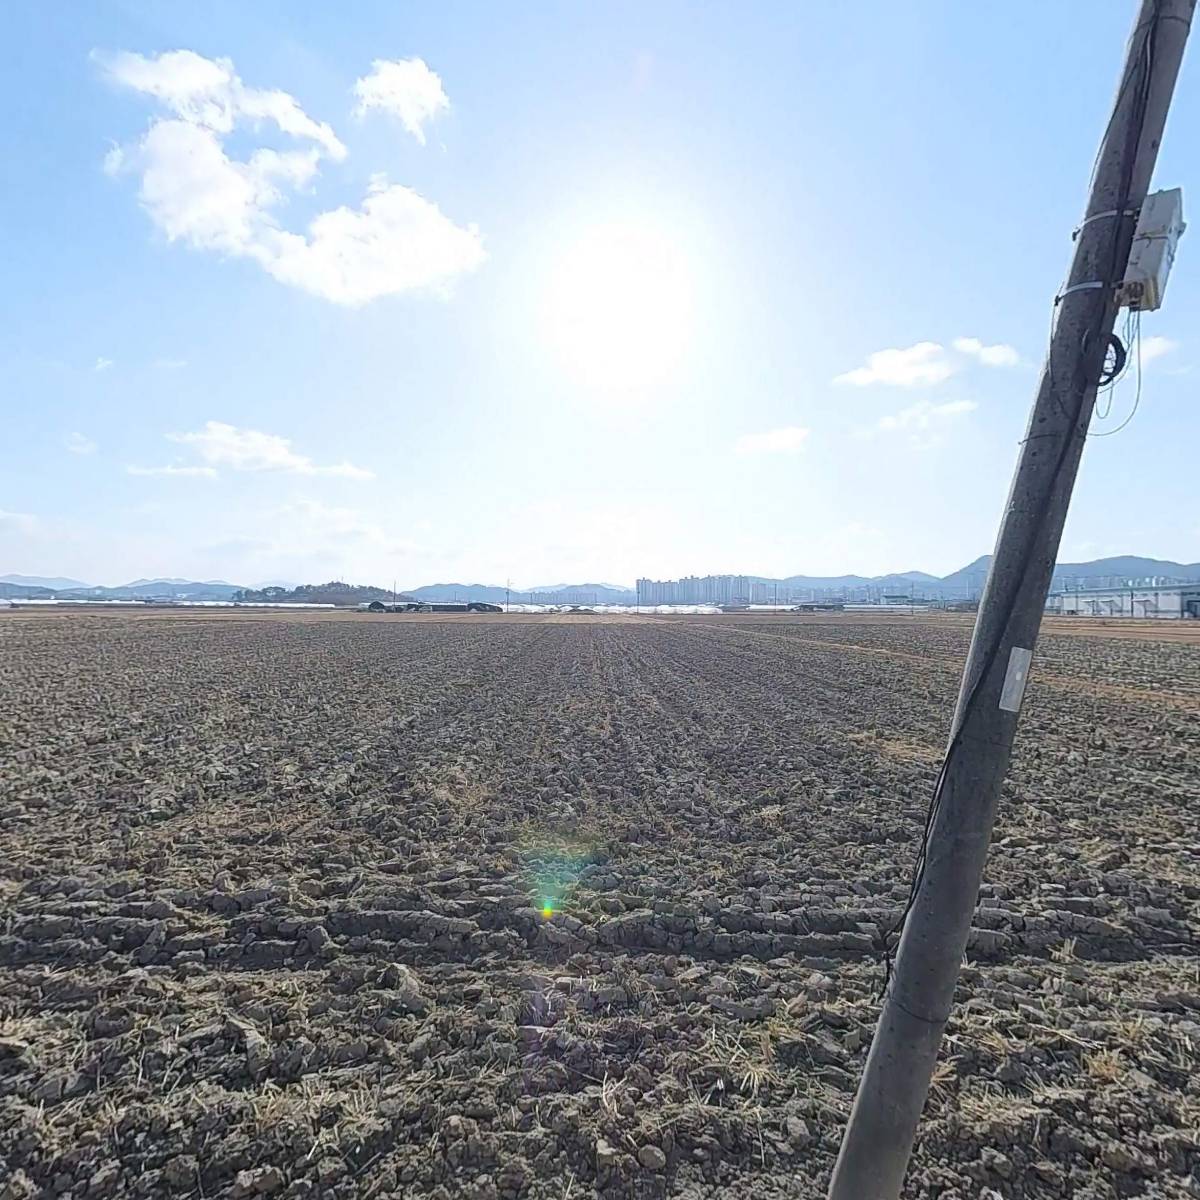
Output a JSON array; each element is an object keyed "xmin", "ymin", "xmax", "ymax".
[{"xmin": 542, "ymin": 220, "xmax": 694, "ymax": 396}]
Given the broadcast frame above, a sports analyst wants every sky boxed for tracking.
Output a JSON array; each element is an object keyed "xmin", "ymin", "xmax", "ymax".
[{"xmin": 2, "ymin": 1, "xmax": 1199, "ymax": 590}]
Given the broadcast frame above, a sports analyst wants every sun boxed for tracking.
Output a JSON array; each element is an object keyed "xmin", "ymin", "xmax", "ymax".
[{"xmin": 541, "ymin": 220, "xmax": 694, "ymax": 396}]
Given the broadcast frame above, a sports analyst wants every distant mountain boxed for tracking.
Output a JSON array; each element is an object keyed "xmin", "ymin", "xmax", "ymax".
[
  {"xmin": 122, "ymin": 577, "xmax": 238, "ymax": 589},
  {"xmin": 0, "ymin": 574, "xmax": 90, "ymax": 589},
  {"xmin": 940, "ymin": 554, "xmax": 1200, "ymax": 595},
  {"xmin": 782, "ymin": 575, "xmax": 865, "ymax": 588},
  {"xmin": 535, "ymin": 583, "xmax": 637, "ymax": 603},
  {"xmin": 530, "ymin": 582, "xmax": 633, "ymax": 593},
  {"xmin": 935, "ymin": 556, "xmax": 994, "ymax": 594},
  {"xmin": 0, "ymin": 581, "xmax": 55, "ymax": 599},
  {"xmin": 234, "ymin": 581, "xmax": 414, "ymax": 605},
  {"xmin": 1051, "ymin": 555, "xmax": 1200, "ymax": 583},
  {"xmin": 407, "ymin": 583, "xmax": 511, "ymax": 603},
  {"xmin": 52, "ymin": 580, "xmax": 245, "ymax": 601}
]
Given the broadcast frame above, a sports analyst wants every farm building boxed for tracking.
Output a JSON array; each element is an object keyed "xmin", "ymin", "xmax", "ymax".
[{"xmin": 1046, "ymin": 582, "xmax": 1200, "ymax": 619}]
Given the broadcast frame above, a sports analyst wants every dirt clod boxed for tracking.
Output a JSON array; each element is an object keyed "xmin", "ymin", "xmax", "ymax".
[{"xmin": 637, "ymin": 1145, "xmax": 667, "ymax": 1171}]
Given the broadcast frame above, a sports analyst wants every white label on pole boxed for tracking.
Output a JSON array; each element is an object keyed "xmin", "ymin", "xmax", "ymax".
[{"xmin": 999, "ymin": 647, "xmax": 1033, "ymax": 713}]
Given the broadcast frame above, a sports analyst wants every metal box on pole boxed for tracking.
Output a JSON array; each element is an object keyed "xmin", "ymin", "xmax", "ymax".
[{"xmin": 1118, "ymin": 187, "xmax": 1186, "ymax": 310}]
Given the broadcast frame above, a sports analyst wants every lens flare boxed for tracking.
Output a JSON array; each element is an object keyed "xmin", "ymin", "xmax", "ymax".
[{"xmin": 518, "ymin": 831, "xmax": 601, "ymax": 926}]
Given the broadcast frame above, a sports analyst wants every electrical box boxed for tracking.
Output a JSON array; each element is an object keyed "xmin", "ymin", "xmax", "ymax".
[{"xmin": 1117, "ymin": 187, "xmax": 1185, "ymax": 311}]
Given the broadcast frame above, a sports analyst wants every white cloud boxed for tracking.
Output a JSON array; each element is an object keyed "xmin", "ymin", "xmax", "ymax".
[
  {"xmin": 126, "ymin": 464, "xmax": 218, "ymax": 478},
  {"xmin": 353, "ymin": 58, "xmax": 449, "ymax": 145},
  {"xmin": 836, "ymin": 338, "xmax": 1022, "ymax": 387},
  {"xmin": 111, "ymin": 117, "xmax": 317, "ymax": 257},
  {"xmin": 264, "ymin": 178, "xmax": 486, "ymax": 306},
  {"xmin": 94, "ymin": 357, "xmax": 114, "ymax": 373},
  {"xmin": 834, "ymin": 342, "xmax": 956, "ymax": 388},
  {"xmin": 197, "ymin": 498, "xmax": 425, "ymax": 581},
  {"xmin": 874, "ymin": 398, "xmax": 977, "ymax": 436},
  {"xmin": 97, "ymin": 49, "xmax": 345, "ymax": 158},
  {"xmin": 66, "ymin": 432, "xmax": 97, "ymax": 455},
  {"xmin": 1139, "ymin": 335, "xmax": 1177, "ymax": 363},
  {"xmin": 877, "ymin": 398, "xmax": 976, "ymax": 431},
  {"xmin": 100, "ymin": 49, "xmax": 484, "ymax": 305},
  {"xmin": 277, "ymin": 498, "xmax": 417, "ymax": 549},
  {"xmin": 953, "ymin": 337, "xmax": 1019, "ymax": 367},
  {"xmin": 166, "ymin": 421, "xmax": 374, "ymax": 478},
  {"xmin": 733, "ymin": 426, "xmax": 811, "ymax": 455},
  {"xmin": 0, "ymin": 509, "xmax": 39, "ymax": 535}
]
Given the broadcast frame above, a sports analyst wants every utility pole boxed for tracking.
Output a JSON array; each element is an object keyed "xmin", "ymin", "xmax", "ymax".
[
  {"xmin": 828, "ymin": 4, "xmax": 1193, "ymax": 1197},
  {"xmin": 506, "ymin": 578, "xmax": 511, "ymax": 613}
]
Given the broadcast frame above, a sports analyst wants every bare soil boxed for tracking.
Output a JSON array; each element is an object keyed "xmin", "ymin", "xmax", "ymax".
[{"xmin": 1, "ymin": 609, "xmax": 1198, "ymax": 1199}]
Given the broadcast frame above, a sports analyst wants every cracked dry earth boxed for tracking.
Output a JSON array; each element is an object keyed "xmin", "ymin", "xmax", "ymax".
[{"xmin": 1, "ymin": 609, "xmax": 1198, "ymax": 1200}]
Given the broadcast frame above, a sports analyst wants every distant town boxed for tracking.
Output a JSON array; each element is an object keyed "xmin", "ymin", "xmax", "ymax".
[{"xmin": 637, "ymin": 575, "xmax": 939, "ymax": 606}]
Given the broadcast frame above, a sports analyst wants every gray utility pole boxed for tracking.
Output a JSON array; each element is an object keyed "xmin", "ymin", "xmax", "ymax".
[{"xmin": 828, "ymin": 3, "xmax": 1193, "ymax": 1198}]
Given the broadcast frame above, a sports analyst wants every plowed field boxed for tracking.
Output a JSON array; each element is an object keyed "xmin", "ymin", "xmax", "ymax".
[{"xmin": 2, "ymin": 610, "xmax": 1198, "ymax": 1200}]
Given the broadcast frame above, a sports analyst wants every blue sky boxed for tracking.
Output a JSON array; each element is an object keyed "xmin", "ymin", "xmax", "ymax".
[{"xmin": 2, "ymin": 1, "xmax": 1197, "ymax": 588}]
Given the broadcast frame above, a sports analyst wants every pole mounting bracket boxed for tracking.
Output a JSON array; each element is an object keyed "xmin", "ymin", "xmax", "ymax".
[
  {"xmin": 1071, "ymin": 207, "xmax": 1140, "ymax": 239},
  {"xmin": 1054, "ymin": 281, "xmax": 1109, "ymax": 303}
]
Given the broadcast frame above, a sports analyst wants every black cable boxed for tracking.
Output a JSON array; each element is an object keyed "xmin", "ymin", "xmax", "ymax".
[
  {"xmin": 880, "ymin": 4, "xmax": 1159, "ymax": 984},
  {"xmin": 1091, "ymin": 307, "xmax": 1139, "ymax": 428},
  {"xmin": 1091, "ymin": 310, "xmax": 1144, "ymax": 437},
  {"xmin": 1097, "ymin": 333, "xmax": 1128, "ymax": 385}
]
